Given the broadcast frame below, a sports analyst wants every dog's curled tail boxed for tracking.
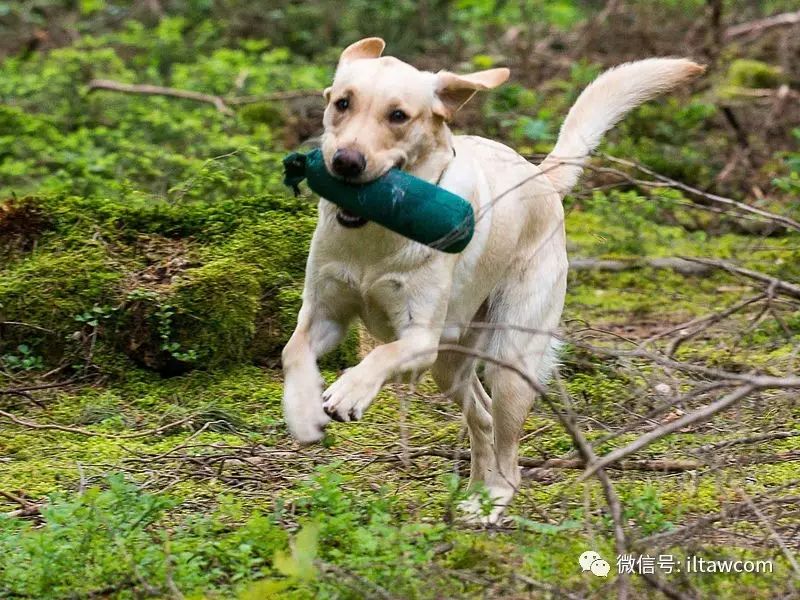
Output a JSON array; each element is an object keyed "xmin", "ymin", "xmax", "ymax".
[{"xmin": 540, "ymin": 58, "xmax": 705, "ymax": 195}]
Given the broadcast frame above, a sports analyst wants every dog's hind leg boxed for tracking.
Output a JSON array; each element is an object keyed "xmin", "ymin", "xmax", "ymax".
[
  {"xmin": 479, "ymin": 245, "xmax": 568, "ymax": 522},
  {"xmin": 431, "ymin": 338, "xmax": 493, "ymax": 491}
]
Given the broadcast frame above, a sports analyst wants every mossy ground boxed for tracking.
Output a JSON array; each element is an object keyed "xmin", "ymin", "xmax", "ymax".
[
  {"xmin": 2, "ymin": 3, "xmax": 800, "ymax": 598},
  {"xmin": 2, "ymin": 210, "xmax": 798, "ymax": 598}
]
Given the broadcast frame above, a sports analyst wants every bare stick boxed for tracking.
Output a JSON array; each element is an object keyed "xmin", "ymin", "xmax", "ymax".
[
  {"xmin": 645, "ymin": 293, "xmax": 765, "ymax": 345},
  {"xmin": 0, "ymin": 379, "xmax": 87, "ymax": 396},
  {"xmin": 570, "ymin": 257, "xmax": 713, "ymax": 276},
  {"xmin": 739, "ymin": 489, "xmax": 800, "ymax": 577},
  {"xmin": 401, "ymin": 447, "xmax": 798, "ymax": 472},
  {"xmin": 638, "ymin": 482, "xmax": 800, "ymax": 548},
  {"xmin": 551, "ymin": 373, "xmax": 629, "ymax": 600},
  {"xmin": 578, "ymin": 385, "xmax": 756, "ymax": 481},
  {"xmin": 638, "ymin": 571, "xmax": 697, "ymax": 600},
  {"xmin": 725, "ymin": 10, "xmax": 800, "ymax": 40},
  {"xmin": 0, "ymin": 321, "xmax": 55, "ymax": 334},
  {"xmin": 513, "ymin": 572, "xmax": 586, "ymax": 600},
  {"xmin": 88, "ymin": 79, "xmax": 234, "ymax": 115},
  {"xmin": 87, "ymin": 79, "xmax": 322, "ymax": 114},
  {"xmin": 433, "ymin": 343, "xmax": 630, "ymax": 598},
  {"xmin": 226, "ymin": 90, "xmax": 322, "ymax": 105},
  {"xmin": 727, "ymin": 86, "xmax": 800, "ymax": 101},
  {"xmin": 401, "ymin": 448, "xmax": 705, "ymax": 473},
  {"xmin": 679, "ymin": 257, "xmax": 800, "ymax": 300},
  {"xmin": 0, "ymin": 490, "xmax": 41, "ymax": 518},
  {"xmin": 0, "ymin": 409, "xmax": 200, "ymax": 439},
  {"xmin": 598, "ymin": 153, "xmax": 800, "ymax": 233},
  {"xmin": 695, "ymin": 430, "xmax": 800, "ymax": 452}
]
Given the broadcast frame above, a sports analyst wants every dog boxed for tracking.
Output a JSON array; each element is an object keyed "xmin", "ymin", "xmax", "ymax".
[{"xmin": 282, "ymin": 37, "xmax": 703, "ymax": 522}]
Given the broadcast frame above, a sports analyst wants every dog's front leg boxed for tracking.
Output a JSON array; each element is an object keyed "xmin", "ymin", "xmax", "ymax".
[
  {"xmin": 321, "ymin": 266, "xmax": 451, "ymax": 423},
  {"xmin": 321, "ymin": 327, "xmax": 440, "ymax": 422},
  {"xmin": 282, "ymin": 301, "xmax": 350, "ymax": 443}
]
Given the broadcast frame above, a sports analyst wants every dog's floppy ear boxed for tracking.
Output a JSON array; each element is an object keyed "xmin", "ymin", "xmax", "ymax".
[
  {"xmin": 327, "ymin": 38, "xmax": 384, "ymax": 104},
  {"xmin": 433, "ymin": 68, "xmax": 510, "ymax": 120},
  {"xmin": 339, "ymin": 37, "xmax": 385, "ymax": 64}
]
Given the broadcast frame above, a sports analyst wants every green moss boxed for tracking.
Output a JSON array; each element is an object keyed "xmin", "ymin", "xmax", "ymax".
[
  {"xmin": 0, "ymin": 245, "xmax": 121, "ymax": 363},
  {"xmin": 726, "ymin": 59, "xmax": 784, "ymax": 89},
  {"xmin": 206, "ymin": 213, "xmax": 359, "ymax": 369},
  {"xmin": 0, "ymin": 193, "xmax": 362, "ymax": 373},
  {"xmin": 170, "ymin": 258, "xmax": 262, "ymax": 368},
  {"xmin": 239, "ymin": 102, "xmax": 286, "ymax": 127}
]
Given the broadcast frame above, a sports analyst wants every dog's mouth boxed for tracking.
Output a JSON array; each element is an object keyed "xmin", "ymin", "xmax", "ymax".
[
  {"xmin": 332, "ymin": 158, "xmax": 406, "ymax": 229},
  {"xmin": 336, "ymin": 208, "xmax": 368, "ymax": 228}
]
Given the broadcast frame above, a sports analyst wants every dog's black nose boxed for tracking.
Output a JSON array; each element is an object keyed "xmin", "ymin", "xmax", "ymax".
[{"xmin": 331, "ymin": 148, "xmax": 366, "ymax": 178}]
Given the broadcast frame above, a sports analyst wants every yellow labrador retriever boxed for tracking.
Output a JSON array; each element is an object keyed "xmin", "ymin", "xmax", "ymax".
[{"xmin": 282, "ymin": 37, "xmax": 703, "ymax": 522}]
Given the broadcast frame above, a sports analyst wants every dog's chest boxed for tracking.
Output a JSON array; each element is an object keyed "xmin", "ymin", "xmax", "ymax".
[{"xmin": 317, "ymin": 260, "xmax": 414, "ymax": 341}]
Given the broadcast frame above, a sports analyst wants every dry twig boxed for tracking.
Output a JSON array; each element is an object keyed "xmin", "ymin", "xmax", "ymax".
[
  {"xmin": 679, "ymin": 257, "xmax": 800, "ymax": 300},
  {"xmin": 0, "ymin": 409, "xmax": 201, "ymax": 439},
  {"xmin": 87, "ymin": 79, "xmax": 321, "ymax": 115},
  {"xmin": 725, "ymin": 10, "xmax": 800, "ymax": 40}
]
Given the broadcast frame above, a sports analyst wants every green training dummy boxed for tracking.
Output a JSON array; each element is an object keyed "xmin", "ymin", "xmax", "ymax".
[{"xmin": 283, "ymin": 149, "xmax": 474, "ymax": 253}]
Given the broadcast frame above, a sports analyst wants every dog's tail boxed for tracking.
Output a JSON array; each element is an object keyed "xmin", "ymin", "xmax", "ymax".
[{"xmin": 540, "ymin": 58, "xmax": 704, "ymax": 195}]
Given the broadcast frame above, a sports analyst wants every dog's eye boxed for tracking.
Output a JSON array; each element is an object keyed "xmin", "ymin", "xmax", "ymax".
[
  {"xmin": 334, "ymin": 97, "xmax": 349, "ymax": 111},
  {"xmin": 389, "ymin": 109, "xmax": 409, "ymax": 124}
]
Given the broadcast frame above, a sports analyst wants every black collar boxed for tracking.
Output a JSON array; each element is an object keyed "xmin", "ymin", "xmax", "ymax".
[{"xmin": 435, "ymin": 146, "xmax": 457, "ymax": 185}]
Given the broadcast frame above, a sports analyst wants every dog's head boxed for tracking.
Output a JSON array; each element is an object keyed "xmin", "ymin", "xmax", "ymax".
[{"xmin": 321, "ymin": 37, "xmax": 509, "ymax": 183}]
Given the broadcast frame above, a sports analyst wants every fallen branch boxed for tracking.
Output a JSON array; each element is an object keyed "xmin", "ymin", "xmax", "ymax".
[
  {"xmin": 637, "ymin": 482, "xmax": 800, "ymax": 548},
  {"xmin": 664, "ymin": 292, "xmax": 767, "ymax": 356},
  {"xmin": 552, "ymin": 373, "xmax": 629, "ymax": 600},
  {"xmin": 87, "ymin": 79, "xmax": 322, "ymax": 115},
  {"xmin": 400, "ymin": 448, "xmax": 705, "ymax": 473},
  {"xmin": 1, "ymin": 490, "xmax": 41, "ymax": 518},
  {"xmin": 88, "ymin": 79, "xmax": 234, "ymax": 115},
  {"xmin": 225, "ymin": 90, "xmax": 322, "ymax": 105},
  {"xmin": 0, "ymin": 409, "xmax": 201, "ymax": 439},
  {"xmin": 726, "ymin": 85, "xmax": 800, "ymax": 102},
  {"xmin": 580, "ymin": 339, "xmax": 800, "ymax": 389},
  {"xmin": 680, "ymin": 257, "xmax": 800, "ymax": 300},
  {"xmin": 598, "ymin": 153, "xmax": 800, "ymax": 233},
  {"xmin": 739, "ymin": 489, "xmax": 800, "ymax": 577},
  {"xmin": 0, "ymin": 379, "xmax": 86, "ymax": 396},
  {"xmin": 513, "ymin": 573, "xmax": 587, "ymax": 600},
  {"xmin": 695, "ymin": 430, "xmax": 800, "ymax": 452},
  {"xmin": 637, "ymin": 571, "xmax": 697, "ymax": 600},
  {"xmin": 578, "ymin": 385, "xmax": 757, "ymax": 481},
  {"xmin": 406, "ymin": 447, "xmax": 799, "ymax": 474},
  {"xmin": 0, "ymin": 321, "xmax": 55, "ymax": 334},
  {"xmin": 459, "ymin": 322, "xmax": 800, "ymax": 388},
  {"xmin": 725, "ymin": 10, "xmax": 800, "ymax": 40},
  {"xmin": 645, "ymin": 293, "xmax": 766, "ymax": 347},
  {"xmin": 570, "ymin": 257, "xmax": 713, "ymax": 276}
]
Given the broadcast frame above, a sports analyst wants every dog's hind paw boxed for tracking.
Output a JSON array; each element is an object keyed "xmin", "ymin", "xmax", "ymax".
[{"xmin": 458, "ymin": 486, "xmax": 515, "ymax": 526}]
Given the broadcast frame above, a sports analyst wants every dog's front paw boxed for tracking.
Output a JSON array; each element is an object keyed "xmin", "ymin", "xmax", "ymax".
[
  {"xmin": 321, "ymin": 368, "xmax": 381, "ymax": 422},
  {"xmin": 283, "ymin": 377, "xmax": 330, "ymax": 444}
]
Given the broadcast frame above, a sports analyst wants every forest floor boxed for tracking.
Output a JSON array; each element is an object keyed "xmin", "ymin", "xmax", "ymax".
[{"xmin": 3, "ymin": 208, "xmax": 799, "ymax": 599}]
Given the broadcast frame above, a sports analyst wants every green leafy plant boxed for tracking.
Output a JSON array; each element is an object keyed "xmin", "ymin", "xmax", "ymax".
[
  {"xmin": 1, "ymin": 343, "xmax": 44, "ymax": 371},
  {"xmin": 619, "ymin": 485, "xmax": 674, "ymax": 536}
]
